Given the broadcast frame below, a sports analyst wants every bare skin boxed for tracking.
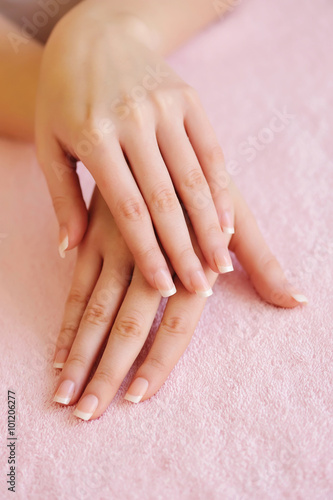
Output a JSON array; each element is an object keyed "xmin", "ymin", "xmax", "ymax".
[
  {"xmin": 2, "ymin": 0, "xmax": 238, "ymax": 296},
  {"xmin": 0, "ymin": 9, "xmax": 307, "ymax": 420},
  {"xmin": 34, "ymin": 1, "xmax": 237, "ymax": 297}
]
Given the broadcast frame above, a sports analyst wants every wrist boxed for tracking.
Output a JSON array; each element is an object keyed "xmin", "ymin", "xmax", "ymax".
[
  {"xmin": 107, "ymin": 12, "xmax": 161, "ymax": 53},
  {"xmin": 65, "ymin": 1, "xmax": 161, "ymax": 53}
]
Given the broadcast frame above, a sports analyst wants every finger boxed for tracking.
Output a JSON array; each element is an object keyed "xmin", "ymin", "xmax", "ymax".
[
  {"xmin": 35, "ymin": 134, "xmax": 88, "ymax": 255},
  {"xmin": 124, "ymin": 213, "xmax": 219, "ymax": 404},
  {"xmin": 123, "ymin": 269, "xmax": 217, "ymax": 404},
  {"xmin": 122, "ymin": 129, "xmax": 214, "ymax": 296},
  {"xmin": 184, "ymin": 98, "xmax": 235, "ymax": 234},
  {"xmin": 53, "ymin": 255, "xmax": 133, "ymax": 407},
  {"xmin": 53, "ymin": 245, "xmax": 102, "ymax": 368},
  {"xmin": 71, "ymin": 268, "xmax": 161, "ymax": 420},
  {"xmin": 156, "ymin": 120, "xmax": 234, "ymax": 275},
  {"xmin": 81, "ymin": 139, "xmax": 177, "ymax": 298},
  {"xmin": 229, "ymin": 182, "xmax": 308, "ymax": 307}
]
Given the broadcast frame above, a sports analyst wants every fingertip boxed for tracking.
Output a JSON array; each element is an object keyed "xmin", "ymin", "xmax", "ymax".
[
  {"xmin": 153, "ymin": 269, "xmax": 177, "ymax": 298},
  {"xmin": 58, "ymin": 225, "xmax": 69, "ymax": 258},
  {"xmin": 73, "ymin": 394, "xmax": 99, "ymax": 421},
  {"xmin": 262, "ymin": 282, "xmax": 309, "ymax": 309},
  {"xmin": 124, "ymin": 377, "xmax": 149, "ymax": 404},
  {"xmin": 53, "ymin": 348, "xmax": 69, "ymax": 369},
  {"xmin": 39, "ymin": 139, "xmax": 89, "ymax": 253},
  {"xmin": 290, "ymin": 293, "xmax": 309, "ymax": 304},
  {"xmin": 222, "ymin": 226, "xmax": 235, "ymax": 235},
  {"xmin": 57, "ymin": 198, "xmax": 88, "ymax": 256},
  {"xmin": 67, "ymin": 201, "xmax": 89, "ymax": 250},
  {"xmin": 220, "ymin": 209, "xmax": 235, "ymax": 235}
]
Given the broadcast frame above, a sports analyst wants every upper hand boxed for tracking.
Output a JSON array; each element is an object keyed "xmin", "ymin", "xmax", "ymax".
[{"xmin": 35, "ymin": 4, "xmax": 235, "ymax": 298}]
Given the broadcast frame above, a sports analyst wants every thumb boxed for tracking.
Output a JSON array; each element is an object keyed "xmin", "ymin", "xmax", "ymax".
[
  {"xmin": 229, "ymin": 186, "xmax": 308, "ymax": 308},
  {"xmin": 36, "ymin": 136, "xmax": 88, "ymax": 257}
]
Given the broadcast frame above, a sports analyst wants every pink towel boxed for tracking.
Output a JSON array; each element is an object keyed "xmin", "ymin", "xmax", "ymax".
[{"xmin": 1, "ymin": 0, "xmax": 332, "ymax": 498}]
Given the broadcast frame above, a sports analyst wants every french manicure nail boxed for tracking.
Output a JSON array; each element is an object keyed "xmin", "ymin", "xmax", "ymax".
[
  {"xmin": 223, "ymin": 226, "xmax": 235, "ymax": 235},
  {"xmin": 53, "ymin": 379, "xmax": 75, "ymax": 405},
  {"xmin": 154, "ymin": 269, "xmax": 177, "ymax": 298},
  {"xmin": 53, "ymin": 348, "xmax": 69, "ymax": 369},
  {"xmin": 73, "ymin": 394, "xmax": 99, "ymax": 421},
  {"xmin": 59, "ymin": 226, "xmax": 68, "ymax": 259},
  {"xmin": 124, "ymin": 377, "xmax": 149, "ymax": 404},
  {"xmin": 215, "ymin": 248, "xmax": 234, "ymax": 274},
  {"xmin": 290, "ymin": 292, "xmax": 308, "ymax": 304},
  {"xmin": 192, "ymin": 270, "xmax": 213, "ymax": 298},
  {"xmin": 221, "ymin": 210, "xmax": 235, "ymax": 235}
]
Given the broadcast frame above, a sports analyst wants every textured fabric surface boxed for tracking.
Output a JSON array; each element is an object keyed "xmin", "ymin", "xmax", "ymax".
[{"xmin": 1, "ymin": 0, "xmax": 333, "ymax": 498}]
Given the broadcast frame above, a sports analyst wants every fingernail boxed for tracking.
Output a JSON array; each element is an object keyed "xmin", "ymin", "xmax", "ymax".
[
  {"xmin": 73, "ymin": 394, "xmax": 99, "ymax": 421},
  {"xmin": 53, "ymin": 348, "xmax": 69, "ymax": 369},
  {"xmin": 53, "ymin": 379, "xmax": 75, "ymax": 405},
  {"xmin": 192, "ymin": 270, "xmax": 213, "ymax": 298},
  {"xmin": 290, "ymin": 292, "xmax": 308, "ymax": 304},
  {"xmin": 215, "ymin": 248, "xmax": 234, "ymax": 274},
  {"xmin": 221, "ymin": 210, "xmax": 235, "ymax": 235},
  {"xmin": 154, "ymin": 269, "xmax": 177, "ymax": 298},
  {"xmin": 59, "ymin": 225, "xmax": 68, "ymax": 259},
  {"xmin": 124, "ymin": 377, "xmax": 149, "ymax": 404}
]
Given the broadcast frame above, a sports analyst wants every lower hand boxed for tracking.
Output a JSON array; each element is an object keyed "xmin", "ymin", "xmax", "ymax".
[{"xmin": 52, "ymin": 180, "xmax": 307, "ymax": 420}]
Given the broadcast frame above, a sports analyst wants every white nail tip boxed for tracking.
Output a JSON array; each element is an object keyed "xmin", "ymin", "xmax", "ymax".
[
  {"xmin": 53, "ymin": 362, "xmax": 65, "ymax": 369},
  {"xmin": 53, "ymin": 395, "xmax": 71, "ymax": 405},
  {"xmin": 159, "ymin": 285, "xmax": 177, "ymax": 298},
  {"xmin": 196, "ymin": 288, "xmax": 213, "ymax": 298},
  {"xmin": 124, "ymin": 393, "xmax": 143, "ymax": 404},
  {"xmin": 218, "ymin": 264, "xmax": 234, "ymax": 274},
  {"xmin": 73, "ymin": 409, "xmax": 93, "ymax": 421},
  {"xmin": 59, "ymin": 235, "xmax": 68, "ymax": 258},
  {"xmin": 291, "ymin": 293, "xmax": 308, "ymax": 303},
  {"xmin": 222, "ymin": 227, "xmax": 235, "ymax": 235}
]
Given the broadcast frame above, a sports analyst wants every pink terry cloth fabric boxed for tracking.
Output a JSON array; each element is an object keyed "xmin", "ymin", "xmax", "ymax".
[{"xmin": 1, "ymin": 0, "xmax": 333, "ymax": 498}]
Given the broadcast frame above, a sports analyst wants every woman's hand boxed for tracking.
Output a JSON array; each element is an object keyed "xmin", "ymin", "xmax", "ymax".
[
  {"xmin": 52, "ymin": 180, "xmax": 307, "ymax": 421},
  {"xmin": 35, "ymin": 2, "xmax": 235, "ymax": 299}
]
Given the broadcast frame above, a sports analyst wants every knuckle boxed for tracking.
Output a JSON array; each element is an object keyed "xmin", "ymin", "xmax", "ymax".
[
  {"xmin": 182, "ymin": 84, "xmax": 199, "ymax": 104},
  {"xmin": 250, "ymin": 253, "xmax": 277, "ymax": 281},
  {"xmin": 178, "ymin": 245, "xmax": 195, "ymax": 262},
  {"xmin": 150, "ymin": 184, "xmax": 178, "ymax": 213},
  {"xmin": 83, "ymin": 302, "xmax": 110, "ymax": 327},
  {"xmin": 92, "ymin": 366, "xmax": 117, "ymax": 387},
  {"xmin": 116, "ymin": 197, "xmax": 147, "ymax": 222},
  {"xmin": 205, "ymin": 222, "xmax": 222, "ymax": 238},
  {"xmin": 67, "ymin": 289, "xmax": 90, "ymax": 308},
  {"xmin": 75, "ymin": 116, "xmax": 99, "ymax": 140},
  {"xmin": 135, "ymin": 244, "xmax": 160, "ymax": 262},
  {"xmin": 57, "ymin": 324, "xmax": 77, "ymax": 347},
  {"xmin": 82, "ymin": 114, "xmax": 100, "ymax": 131},
  {"xmin": 128, "ymin": 104, "xmax": 150, "ymax": 128},
  {"xmin": 52, "ymin": 195, "xmax": 67, "ymax": 214},
  {"xmin": 145, "ymin": 355, "xmax": 167, "ymax": 372},
  {"xmin": 260, "ymin": 254, "xmax": 278, "ymax": 273},
  {"xmin": 151, "ymin": 89, "xmax": 175, "ymax": 113},
  {"xmin": 160, "ymin": 314, "xmax": 188, "ymax": 337},
  {"xmin": 113, "ymin": 312, "xmax": 145, "ymax": 341},
  {"xmin": 214, "ymin": 170, "xmax": 231, "ymax": 192},
  {"xmin": 211, "ymin": 182, "xmax": 230, "ymax": 200},
  {"xmin": 68, "ymin": 351, "xmax": 89, "ymax": 369},
  {"xmin": 205, "ymin": 144, "xmax": 225, "ymax": 166},
  {"xmin": 183, "ymin": 169, "xmax": 207, "ymax": 192}
]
